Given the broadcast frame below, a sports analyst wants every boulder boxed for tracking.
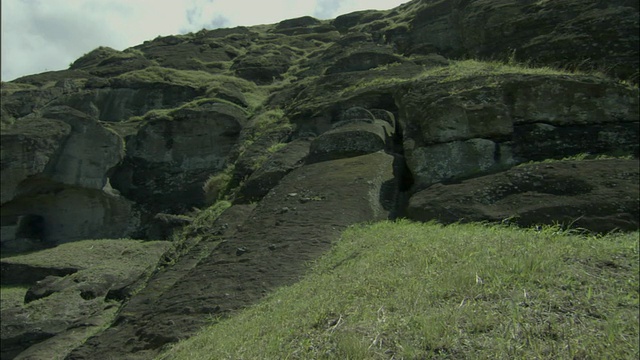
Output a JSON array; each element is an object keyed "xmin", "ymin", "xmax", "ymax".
[
  {"xmin": 405, "ymin": 138, "xmax": 514, "ymax": 189},
  {"xmin": 24, "ymin": 275, "xmax": 71, "ymax": 303},
  {"xmin": 1, "ymin": 185, "xmax": 137, "ymax": 248},
  {"xmin": 275, "ymin": 16, "xmax": 321, "ymax": 30},
  {"xmin": 307, "ymin": 105, "xmax": 395, "ymax": 163},
  {"xmin": 307, "ymin": 120, "xmax": 392, "ymax": 164},
  {"xmin": 397, "ymin": 74, "xmax": 639, "ymax": 188},
  {"xmin": 1, "ymin": 106, "xmax": 133, "ymax": 249},
  {"xmin": 400, "ymin": 87, "xmax": 513, "ymax": 145},
  {"xmin": 231, "ymin": 52, "xmax": 292, "ymax": 85},
  {"xmin": 146, "ymin": 213, "xmax": 193, "ymax": 241},
  {"xmin": 111, "ymin": 102, "xmax": 247, "ymax": 215},
  {"xmin": 369, "ymin": 108, "xmax": 396, "ymax": 128},
  {"xmin": 207, "ymin": 84, "xmax": 249, "ymax": 108},
  {"xmin": 272, "ymin": 16, "xmax": 336, "ymax": 36},
  {"xmin": 332, "ymin": 10, "xmax": 385, "ymax": 33},
  {"xmin": 0, "ymin": 116, "xmax": 72, "ymax": 204},
  {"xmin": 407, "ymin": 159, "xmax": 640, "ymax": 233},
  {"xmin": 39, "ymin": 106, "xmax": 125, "ymax": 190},
  {"xmin": 127, "ymin": 103, "xmax": 244, "ymax": 168},
  {"xmin": 337, "ymin": 106, "xmax": 375, "ymax": 122}
]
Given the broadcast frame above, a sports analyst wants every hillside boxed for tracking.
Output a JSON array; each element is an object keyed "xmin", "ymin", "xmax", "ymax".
[
  {"xmin": 157, "ymin": 221, "xmax": 639, "ymax": 359},
  {"xmin": 1, "ymin": 0, "xmax": 639, "ymax": 358}
]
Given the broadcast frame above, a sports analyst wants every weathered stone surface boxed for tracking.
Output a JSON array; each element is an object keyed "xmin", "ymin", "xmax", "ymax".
[
  {"xmin": 504, "ymin": 77, "xmax": 639, "ymax": 126},
  {"xmin": 393, "ymin": 0, "xmax": 639, "ymax": 80},
  {"xmin": 397, "ymin": 75, "xmax": 639, "ymax": 187},
  {"xmin": 407, "ymin": 159, "xmax": 640, "ymax": 233},
  {"xmin": 58, "ymin": 83, "xmax": 202, "ymax": 122},
  {"xmin": 325, "ymin": 46, "xmax": 406, "ymax": 75},
  {"xmin": 111, "ymin": 102, "xmax": 246, "ymax": 216},
  {"xmin": 134, "ymin": 41, "xmax": 233, "ymax": 72},
  {"xmin": 308, "ymin": 121, "xmax": 393, "ymax": 164},
  {"xmin": 405, "ymin": 138, "xmax": 515, "ymax": 188},
  {"xmin": 225, "ymin": 112, "xmax": 294, "ymax": 190},
  {"xmin": 512, "ymin": 122, "xmax": 640, "ymax": 162},
  {"xmin": 231, "ymin": 52, "xmax": 292, "ymax": 84},
  {"xmin": 369, "ymin": 108, "xmax": 396, "ymax": 128},
  {"xmin": 275, "ymin": 16, "xmax": 321, "ymax": 30},
  {"xmin": 1, "ymin": 79, "xmax": 87, "ymax": 119},
  {"xmin": 338, "ymin": 106, "xmax": 376, "ymax": 122},
  {"xmin": 0, "ymin": 117, "xmax": 71, "ymax": 204},
  {"xmin": 40, "ymin": 106, "xmax": 125, "ymax": 190},
  {"xmin": 1, "ymin": 185, "xmax": 137, "ymax": 248},
  {"xmin": 398, "ymin": 75, "xmax": 638, "ymax": 144},
  {"xmin": 129, "ymin": 103, "xmax": 244, "ymax": 168},
  {"xmin": 1, "ymin": 106, "xmax": 133, "ymax": 250},
  {"xmin": 237, "ymin": 139, "xmax": 311, "ymax": 203},
  {"xmin": 24, "ymin": 275, "xmax": 70, "ymax": 303},
  {"xmin": 69, "ymin": 47, "xmax": 155, "ymax": 77},
  {"xmin": 400, "ymin": 87, "xmax": 513, "ymax": 145},
  {"xmin": 332, "ymin": 10, "xmax": 385, "ymax": 32},
  {"xmin": 1, "ymin": 314, "xmax": 70, "ymax": 360},
  {"xmin": 0, "ymin": 240, "xmax": 171, "ymax": 359},
  {"xmin": 207, "ymin": 84, "xmax": 249, "ymax": 108},
  {"xmin": 67, "ymin": 152, "xmax": 397, "ymax": 359}
]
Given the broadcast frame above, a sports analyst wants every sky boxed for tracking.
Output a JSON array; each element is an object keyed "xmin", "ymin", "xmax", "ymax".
[{"xmin": 1, "ymin": 0, "xmax": 408, "ymax": 81}]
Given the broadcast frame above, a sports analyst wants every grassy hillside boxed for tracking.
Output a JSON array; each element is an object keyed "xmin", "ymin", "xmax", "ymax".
[{"xmin": 157, "ymin": 220, "xmax": 639, "ymax": 359}]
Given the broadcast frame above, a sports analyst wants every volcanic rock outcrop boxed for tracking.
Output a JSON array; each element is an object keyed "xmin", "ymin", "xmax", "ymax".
[{"xmin": 1, "ymin": 0, "xmax": 638, "ymax": 359}]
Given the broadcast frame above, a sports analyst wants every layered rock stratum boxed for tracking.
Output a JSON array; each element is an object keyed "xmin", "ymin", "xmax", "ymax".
[{"xmin": 1, "ymin": 0, "xmax": 638, "ymax": 359}]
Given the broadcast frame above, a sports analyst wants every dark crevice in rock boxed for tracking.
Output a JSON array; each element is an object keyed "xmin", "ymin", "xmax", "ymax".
[
  {"xmin": 493, "ymin": 142, "xmax": 502, "ymax": 163},
  {"xmin": 385, "ymin": 102, "xmax": 414, "ymax": 219},
  {"xmin": 389, "ymin": 154, "xmax": 414, "ymax": 219},
  {"xmin": 0, "ymin": 214, "xmax": 46, "ymax": 253}
]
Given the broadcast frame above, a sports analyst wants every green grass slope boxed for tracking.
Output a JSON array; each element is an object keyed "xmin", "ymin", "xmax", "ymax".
[{"xmin": 158, "ymin": 221, "xmax": 639, "ymax": 359}]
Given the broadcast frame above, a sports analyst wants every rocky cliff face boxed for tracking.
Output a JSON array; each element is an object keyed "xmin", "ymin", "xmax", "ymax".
[{"xmin": 1, "ymin": 0, "xmax": 638, "ymax": 358}]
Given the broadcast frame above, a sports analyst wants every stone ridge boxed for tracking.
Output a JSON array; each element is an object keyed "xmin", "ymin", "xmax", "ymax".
[{"xmin": 0, "ymin": 0, "xmax": 638, "ymax": 358}]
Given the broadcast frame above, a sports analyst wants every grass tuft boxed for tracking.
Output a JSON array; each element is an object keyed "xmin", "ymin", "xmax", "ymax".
[
  {"xmin": 158, "ymin": 220, "xmax": 639, "ymax": 359},
  {"xmin": 516, "ymin": 152, "xmax": 636, "ymax": 167},
  {"xmin": 203, "ymin": 165, "xmax": 236, "ymax": 204},
  {"xmin": 339, "ymin": 58, "xmax": 614, "ymax": 96}
]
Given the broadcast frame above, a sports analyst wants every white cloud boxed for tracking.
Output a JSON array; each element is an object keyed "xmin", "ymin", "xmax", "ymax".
[{"xmin": 1, "ymin": 0, "xmax": 407, "ymax": 81}]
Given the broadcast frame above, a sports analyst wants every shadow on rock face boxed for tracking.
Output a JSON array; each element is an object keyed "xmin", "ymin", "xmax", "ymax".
[{"xmin": 407, "ymin": 159, "xmax": 640, "ymax": 233}]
